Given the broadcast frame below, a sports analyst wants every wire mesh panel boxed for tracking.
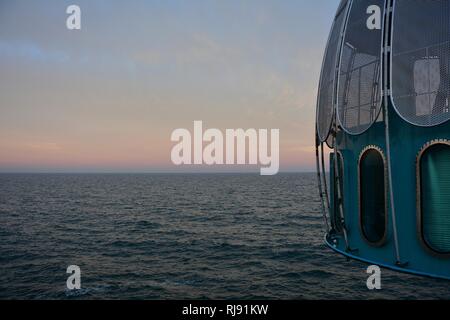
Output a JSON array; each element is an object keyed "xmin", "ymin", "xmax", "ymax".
[
  {"xmin": 391, "ymin": 0, "xmax": 450, "ymax": 127},
  {"xmin": 337, "ymin": 0, "xmax": 385, "ymax": 135},
  {"xmin": 316, "ymin": 0, "xmax": 349, "ymax": 142}
]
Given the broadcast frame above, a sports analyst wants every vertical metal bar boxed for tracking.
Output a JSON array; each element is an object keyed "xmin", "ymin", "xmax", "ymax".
[
  {"xmin": 332, "ymin": 124, "xmax": 350, "ymax": 251},
  {"xmin": 358, "ymin": 67, "xmax": 362, "ymax": 127},
  {"xmin": 316, "ymin": 136, "xmax": 330, "ymax": 233},
  {"xmin": 426, "ymin": 47, "xmax": 431, "ymax": 118},
  {"xmin": 384, "ymin": 0, "xmax": 403, "ymax": 265},
  {"xmin": 321, "ymin": 142, "xmax": 331, "ymax": 215}
]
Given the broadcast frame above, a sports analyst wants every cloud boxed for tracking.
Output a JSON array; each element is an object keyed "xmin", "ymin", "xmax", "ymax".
[{"xmin": 0, "ymin": 40, "xmax": 70, "ymax": 63}]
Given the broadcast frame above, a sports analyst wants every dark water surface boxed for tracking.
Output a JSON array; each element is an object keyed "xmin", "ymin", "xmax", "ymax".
[{"xmin": 0, "ymin": 173, "xmax": 449, "ymax": 299}]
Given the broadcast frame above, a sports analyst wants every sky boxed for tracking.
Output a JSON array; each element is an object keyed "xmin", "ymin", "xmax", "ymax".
[{"xmin": 0, "ymin": 0, "xmax": 339, "ymax": 173}]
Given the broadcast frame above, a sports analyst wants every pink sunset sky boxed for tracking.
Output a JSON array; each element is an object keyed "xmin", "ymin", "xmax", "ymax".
[{"xmin": 0, "ymin": 0, "xmax": 339, "ymax": 172}]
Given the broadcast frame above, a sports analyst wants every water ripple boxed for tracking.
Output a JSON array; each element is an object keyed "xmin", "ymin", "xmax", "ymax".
[{"xmin": 1, "ymin": 173, "xmax": 450, "ymax": 299}]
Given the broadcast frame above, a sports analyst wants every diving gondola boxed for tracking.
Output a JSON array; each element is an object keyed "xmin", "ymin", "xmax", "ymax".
[{"xmin": 316, "ymin": 0, "xmax": 450, "ymax": 279}]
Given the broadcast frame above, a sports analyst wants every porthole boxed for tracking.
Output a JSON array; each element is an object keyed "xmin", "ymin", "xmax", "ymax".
[
  {"xmin": 417, "ymin": 140, "xmax": 450, "ymax": 255},
  {"xmin": 359, "ymin": 146, "xmax": 387, "ymax": 245}
]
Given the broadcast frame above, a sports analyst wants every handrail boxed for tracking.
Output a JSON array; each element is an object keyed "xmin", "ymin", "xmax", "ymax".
[
  {"xmin": 384, "ymin": 0, "xmax": 405, "ymax": 266},
  {"xmin": 321, "ymin": 142, "xmax": 331, "ymax": 217},
  {"xmin": 315, "ymin": 134, "xmax": 330, "ymax": 233},
  {"xmin": 332, "ymin": 121, "xmax": 350, "ymax": 251}
]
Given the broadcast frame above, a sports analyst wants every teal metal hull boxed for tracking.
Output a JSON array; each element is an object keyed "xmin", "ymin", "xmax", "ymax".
[
  {"xmin": 317, "ymin": 0, "xmax": 450, "ymax": 280},
  {"xmin": 328, "ymin": 99, "xmax": 450, "ymax": 280},
  {"xmin": 325, "ymin": 234, "xmax": 450, "ymax": 281}
]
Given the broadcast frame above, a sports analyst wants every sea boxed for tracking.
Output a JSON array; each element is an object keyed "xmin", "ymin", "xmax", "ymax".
[{"xmin": 0, "ymin": 173, "xmax": 449, "ymax": 299}]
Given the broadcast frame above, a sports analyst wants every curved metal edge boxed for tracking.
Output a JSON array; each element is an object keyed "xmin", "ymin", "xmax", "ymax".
[
  {"xmin": 324, "ymin": 233, "xmax": 450, "ymax": 281},
  {"xmin": 325, "ymin": 127, "xmax": 335, "ymax": 149},
  {"xmin": 389, "ymin": 0, "xmax": 450, "ymax": 128},
  {"xmin": 336, "ymin": 0, "xmax": 387, "ymax": 136},
  {"xmin": 316, "ymin": 14, "xmax": 337, "ymax": 143},
  {"xmin": 316, "ymin": 0, "xmax": 351, "ymax": 143}
]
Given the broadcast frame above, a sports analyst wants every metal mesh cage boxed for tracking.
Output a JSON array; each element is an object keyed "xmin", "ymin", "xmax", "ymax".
[
  {"xmin": 316, "ymin": 0, "xmax": 349, "ymax": 142},
  {"xmin": 337, "ymin": 0, "xmax": 385, "ymax": 135},
  {"xmin": 391, "ymin": 0, "xmax": 450, "ymax": 127}
]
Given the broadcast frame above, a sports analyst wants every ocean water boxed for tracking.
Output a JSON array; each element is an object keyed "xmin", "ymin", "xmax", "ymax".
[{"xmin": 0, "ymin": 173, "xmax": 449, "ymax": 300}]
